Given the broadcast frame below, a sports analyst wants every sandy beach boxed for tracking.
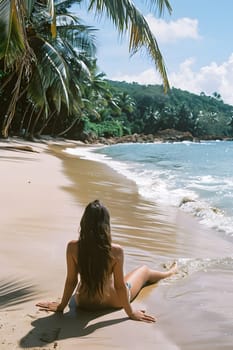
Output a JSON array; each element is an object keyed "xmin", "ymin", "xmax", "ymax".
[{"xmin": 0, "ymin": 139, "xmax": 233, "ymax": 349}]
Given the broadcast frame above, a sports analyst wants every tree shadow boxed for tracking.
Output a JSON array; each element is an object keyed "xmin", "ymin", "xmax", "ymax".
[
  {"xmin": 20, "ymin": 297, "xmax": 127, "ymax": 348},
  {"xmin": 0, "ymin": 278, "xmax": 38, "ymax": 309}
]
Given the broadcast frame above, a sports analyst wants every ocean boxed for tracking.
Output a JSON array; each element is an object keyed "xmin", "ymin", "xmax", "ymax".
[
  {"xmin": 62, "ymin": 140, "xmax": 233, "ymax": 349},
  {"xmin": 65, "ymin": 140, "xmax": 233, "ymax": 242}
]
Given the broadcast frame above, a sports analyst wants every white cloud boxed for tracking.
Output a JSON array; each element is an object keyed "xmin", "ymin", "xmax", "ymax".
[
  {"xmin": 169, "ymin": 54, "xmax": 233, "ymax": 105},
  {"xmin": 111, "ymin": 69, "xmax": 162, "ymax": 86},
  {"xmin": 112, "ymin": 54, "xmax": 233, "ymax": 106},
  {"xmin": 145, "ymin": 15, "xmax": 201, "ymax": 43}
]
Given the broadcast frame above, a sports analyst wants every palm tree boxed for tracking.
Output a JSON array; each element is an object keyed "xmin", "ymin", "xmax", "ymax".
[
  {"xmin": 0, "ymin": 0, "xmax": 34, "ymax": 137},
  {"xmin": 26, "ymin": 6, "xmax": 97, "ymax": 137},
  {"xmin": 61, "ymin": 0, "xmax": 172, "ymax": 90},
  {"xmin": 116, "ymin": 92, "xmax": 135, "ymax": 114},
  {"xmin": 0, "ymin": 0, "xmax": 172, "ymax": 138},
  {"xmin": 0, "ymin": 0, "xmax": 96, "ymax": 138},
  {"xmin": 87, "ymin": 0, "xmax": 171, "ymax": 85}
]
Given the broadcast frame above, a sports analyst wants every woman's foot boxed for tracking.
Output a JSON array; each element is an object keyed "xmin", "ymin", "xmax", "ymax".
[{"xmin": 166, "ymin": 261, "xmax": 178, "ymax": 277}]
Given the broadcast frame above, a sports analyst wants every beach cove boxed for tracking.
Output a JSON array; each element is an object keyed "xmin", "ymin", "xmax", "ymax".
[{"xmin": 0, "ymin": 139, "xmax": 233, "ymax": 349}]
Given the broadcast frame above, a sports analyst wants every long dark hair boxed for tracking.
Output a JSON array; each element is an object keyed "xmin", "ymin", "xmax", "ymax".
[{"xmin": 78, "ymin": 200, "xmax": 112, "ymax": 297}]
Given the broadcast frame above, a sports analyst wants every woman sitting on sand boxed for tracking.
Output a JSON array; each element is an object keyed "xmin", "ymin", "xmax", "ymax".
[{"xmin": 36, "ymin": 200, "xmax": 177, "ymax": 323}]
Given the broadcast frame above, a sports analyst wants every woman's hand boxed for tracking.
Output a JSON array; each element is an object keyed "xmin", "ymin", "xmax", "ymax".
[
  {"xmin": 36, "ymin": 301, "xmax": 64, "ymax": 313},
  {"xmin": 129, "ymin": 309, "xmax": 156, "ymax": 323}
]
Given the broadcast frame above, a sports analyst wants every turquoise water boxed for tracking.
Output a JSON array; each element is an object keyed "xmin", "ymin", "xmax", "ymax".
[{"xmin": 66, "ymin": 141, "xmax": 233, "ymax": 238}]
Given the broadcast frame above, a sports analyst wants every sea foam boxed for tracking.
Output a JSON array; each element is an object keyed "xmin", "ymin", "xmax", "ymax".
[{"xmin": 64, "ymin": 142, "xmax": 233, "ymax": 238}]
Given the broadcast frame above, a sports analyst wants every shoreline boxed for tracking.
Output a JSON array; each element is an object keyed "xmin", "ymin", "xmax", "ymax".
[
  {"xmin": 61, "ymin": 138, "xmax": 233, "ymax": 245},
  {"xmin": 3, "ymin": 136, "xmax": 233, "ymax": 240},
  {"xmin": 1, "ymin": 139, "xmax": 233, "ymax": 349}
]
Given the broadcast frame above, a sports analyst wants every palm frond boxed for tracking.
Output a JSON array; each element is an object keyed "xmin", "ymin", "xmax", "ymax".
[
  {"xmin": 0, "ymin": 0, "xmax": 26, "ymax": 68},
  {"xmin": 54, "ymin": 36, "xmax": 93, "ymax": 80},
  {"xmin": 127, "ymin": 4, "xmax": 169, "ymax": 91},
  {"xmin": 55, "ymin": 0, "xmax": 81, "ymax": 9},
  {"xmin": 56, "ymin": 18, "xmax": 97, "ymax": 57},
  {"xmin": 87, "ymin": 0, "xmax": 170, "ymax": 91},
  {"xmin": 39, "ymin": 39, "xmax": 70, "ymax": 107},
  {"xmin": 143, "ymin": 0, "xmax": 172, "ymax": 15},
  {"xmin": 56, "ymin": 13, "xmax": 82, "ymax": 25},
  {"xmin": 0, "ymin": 0, "xmax": 11, "ymax": 60},
  {"xmin": 27, "ymin": 67, "xmax": 49, "ymax": 117},
  {"xmin": 24, "ymin": 0, "xmax": 36, "ymax": 17}
]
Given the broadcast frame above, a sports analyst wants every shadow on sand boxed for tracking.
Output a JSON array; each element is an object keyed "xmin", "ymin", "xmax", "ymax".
[
  {"xmin": 0, "ymin": 278, "xmax": 38, "ymax": 309},
  {"xmin": 19, "ymin": 297, "xmax": 127, "ymax": 348}
]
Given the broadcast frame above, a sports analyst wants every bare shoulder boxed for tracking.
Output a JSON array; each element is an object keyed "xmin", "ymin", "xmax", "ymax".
[
  {"xmin": 111, "ymin": 243, "xmax": 124, "ymax": 259},
  {"xmin": 67, "ymin": 240, "xmax": 78, "ymax": 254}
]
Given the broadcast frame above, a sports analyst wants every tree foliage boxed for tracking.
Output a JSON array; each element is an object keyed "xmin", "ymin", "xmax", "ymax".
[
  {"xmin": 0, "ymin": 0, "xmax": 172, "ymax": 139},
  {"xmin": 106, "ymin": 80, "xmax": 233, "ymax": 139}
]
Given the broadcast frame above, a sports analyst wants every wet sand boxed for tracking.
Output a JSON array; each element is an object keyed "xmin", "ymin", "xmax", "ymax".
[{"xmin": 0, "ymin": 140, "xmax": 233, "ymax": 349}]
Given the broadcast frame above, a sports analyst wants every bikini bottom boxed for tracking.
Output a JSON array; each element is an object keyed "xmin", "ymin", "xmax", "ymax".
[{"xmin": 125, "ymin": 282, "xmax": 132, "ymax": 301}]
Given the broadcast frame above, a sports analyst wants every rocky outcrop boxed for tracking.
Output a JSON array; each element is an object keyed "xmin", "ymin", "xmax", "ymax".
[
  {"xmin": 83, "ymin": 129, "xmax": 197, "ymax": 145},
  {"xmin": 154, "ymin": 129, "xmax": 195, "ymax": 142}
]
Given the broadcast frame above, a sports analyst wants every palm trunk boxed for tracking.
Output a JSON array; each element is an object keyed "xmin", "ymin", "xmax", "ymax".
[
  {"xmin": 37, "ymin": 110, "xmax": 56, "ymax": 136},
  {"xmin": 29, "ymin": 106, "xmax": 44, "ymax": 138},
  {"xmin": 2, "ymin": 64, "xmax": 24, "ymax": 138},
  {"xmin": 25, "ymin": 106, "xmax": 35, "ymax": 138},
  {"xmin": 57, "ymin": 116, "xmax": 81, "ymax": 137},
  {"xmin": 19, "ymin": 103, "xmax": 31, "ymax": 136}
]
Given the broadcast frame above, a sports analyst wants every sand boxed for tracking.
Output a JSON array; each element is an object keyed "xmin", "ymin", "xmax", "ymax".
[{"xmin": 0, "ymin": 138, "xmax": 233, "ymax": 349}]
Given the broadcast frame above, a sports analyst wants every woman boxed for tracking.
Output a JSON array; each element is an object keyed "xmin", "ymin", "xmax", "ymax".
[{"xmin": 36, "ymin": 200, "xmax": 177, "ymax": 323}]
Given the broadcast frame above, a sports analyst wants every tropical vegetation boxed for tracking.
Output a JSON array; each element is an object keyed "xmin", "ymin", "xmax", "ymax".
[
  {"xmin": 105, "ymin": 80, "xmax": 233, "ymax": 139},
  {"xmin": 1, "ymin": 1, "xmax": 232, "ymax": 142},
  {"xmin": 0, "ymin": 0, "xmax": 172, "ymax": 139}
]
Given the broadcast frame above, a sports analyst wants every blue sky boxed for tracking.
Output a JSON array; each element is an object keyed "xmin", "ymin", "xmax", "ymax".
[{"xmin": 72, "ymin": 1, "xmax": 233, "ymax": 105}]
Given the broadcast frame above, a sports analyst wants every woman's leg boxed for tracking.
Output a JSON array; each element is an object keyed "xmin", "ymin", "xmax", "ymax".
[{"xmin": 124, "ymin": 262, "xmax": 177, "ymax": 301}]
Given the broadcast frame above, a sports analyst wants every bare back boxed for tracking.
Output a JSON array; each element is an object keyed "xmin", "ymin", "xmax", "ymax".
[{"xmin": 67, "ymin": 240, "xmax": 125, "ymax": 310}]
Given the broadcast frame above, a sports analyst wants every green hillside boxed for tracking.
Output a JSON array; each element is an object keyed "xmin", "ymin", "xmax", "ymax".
[{"xmin": 106, "ymin": 80, "xmax": 233, "ymax": 139}]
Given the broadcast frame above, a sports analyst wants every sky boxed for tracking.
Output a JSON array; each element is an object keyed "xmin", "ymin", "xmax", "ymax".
[{"xmin": 72, "ymin": 0, "xmax": 233, "ymax": 106}]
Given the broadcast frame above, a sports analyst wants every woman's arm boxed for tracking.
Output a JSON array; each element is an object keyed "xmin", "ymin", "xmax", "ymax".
[
  {"xmin": 58, "ymin": 241, "xmax": 78, "ymax": 310},
  {"xmin": 36, "ymin": 240, "xmax": 78, "ymax": 312},
  {"xmin": 113, "ymin": 247, "xmax": 133, "ymax": 317},
  {"xmin": 113, "ymin": 246, "xmax": 155, "ymax": 322}
]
